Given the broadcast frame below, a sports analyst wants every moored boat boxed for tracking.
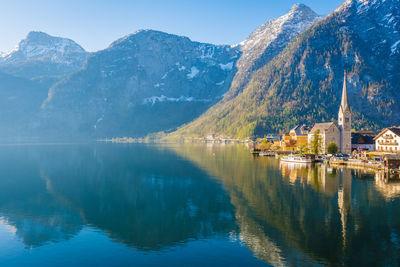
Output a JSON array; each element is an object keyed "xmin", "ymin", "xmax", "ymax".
[{"xmin": 280, "ymin": 154, "xmax": 315, "ymax": 163}]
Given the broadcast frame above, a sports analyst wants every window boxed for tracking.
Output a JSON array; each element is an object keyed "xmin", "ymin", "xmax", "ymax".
[{"xmin": 345, "ymin": 118, "xmax": 349, "ymax": 123}]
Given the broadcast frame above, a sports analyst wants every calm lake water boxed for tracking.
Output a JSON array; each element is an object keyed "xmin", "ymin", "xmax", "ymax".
[{"xmin": 1, "ymin": 143, "xmax": 400, "ymax": 266}]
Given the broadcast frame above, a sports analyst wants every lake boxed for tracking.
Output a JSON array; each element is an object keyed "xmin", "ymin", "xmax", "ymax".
[{"xmin": 0, "ymin": 143, "xmax": 400, "ymax": 266}]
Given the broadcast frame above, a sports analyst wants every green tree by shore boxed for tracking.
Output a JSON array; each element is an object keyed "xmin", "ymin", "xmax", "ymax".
[
  {"xmin": 327, "ymin": 142, "xmax": 338, "ymax": 154},
  {"xmin": 310, "ymin": 130, "xmax": 322, "ymax": 155}
]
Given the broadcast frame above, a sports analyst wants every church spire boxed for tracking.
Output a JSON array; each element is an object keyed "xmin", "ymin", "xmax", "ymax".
[
  {"xmin": 340, "ymin": 71, "xmax": 350, "ymax": 113},
  {"xmin": 338, "ymin": 70, "xmax": 352, "ymax": 154}
]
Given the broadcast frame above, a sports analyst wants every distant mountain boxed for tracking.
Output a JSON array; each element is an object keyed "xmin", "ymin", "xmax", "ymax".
[
  {"xmin": 0, "ymin": 31, "xmax": 89, "ymax": 79},
  {"xmin": 0, "ymin": 32, "xmax": 89, "ymax": 141},
  {"xmin": 173, "ymin": 0, "xmax": 400, "ymax": 139},
  {"xmin": 36, "ymin": 30, "xmax": 239, "ymax": 139}
]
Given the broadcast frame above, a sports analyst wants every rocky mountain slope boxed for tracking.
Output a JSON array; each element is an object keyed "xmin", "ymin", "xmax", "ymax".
[
  {"xmin": 226, "ymin": 4, "xmax": 321, "ymax": 100},
  {"xmin": 174, "ymin": 0, "xmax": 400, "ymax": 138},
  {"xmin": 36, "ymin": 30, "xmax": 240, "ymax": 139},
  {"xmin": 0, "ymin": 31, "xmax": 89, "ymax": 80}
]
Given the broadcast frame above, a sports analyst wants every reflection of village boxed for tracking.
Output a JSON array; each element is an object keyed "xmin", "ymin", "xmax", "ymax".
[
  {"xmin": 280, "ymin": 162, "xmax": 400, "ymax": 201},
  {"xmin": 279, "ymin": 161, "xmax": 400, "ymax": 256},
  {"xmin": 172, "ymin": 143, "xmax": 400, "ymax": 266}
]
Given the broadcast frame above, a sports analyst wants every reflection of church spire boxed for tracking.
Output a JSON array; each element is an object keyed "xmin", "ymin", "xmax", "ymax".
[{"xmin": 337, "ymin": 168, "xmax": 352, "ymax": 249}]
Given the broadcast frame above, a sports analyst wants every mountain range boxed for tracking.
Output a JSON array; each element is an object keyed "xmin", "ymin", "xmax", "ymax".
[
  {"xmin": 0, "ymin": 0, "xmax": 399, "ymax": 141},
  {"xmin": 37, "ymin": 30, "xmax": 239, "ymax": 139}
]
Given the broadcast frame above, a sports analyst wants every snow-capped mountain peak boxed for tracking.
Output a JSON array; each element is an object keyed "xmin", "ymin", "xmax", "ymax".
[
  {"xmin": 241, "ymin": 3, "xmax": 321, "ymax": 50},
  {"xmin": 1, "ymin": 31, "xmax": 88, "ymax": 65},
  {"xmin": 226, "ymin": 3, "xmax": 321, "ymax": 99}
]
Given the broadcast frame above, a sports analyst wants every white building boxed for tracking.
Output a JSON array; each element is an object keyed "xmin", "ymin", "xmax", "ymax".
[{"xmin": 374, "ymin": 127, "xmax": 400, "ymax": 153}]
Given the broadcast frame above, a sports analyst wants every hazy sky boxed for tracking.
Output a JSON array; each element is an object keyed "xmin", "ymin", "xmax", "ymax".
[{"xmin": 0, "ymin": 0, "xmax": 344, "ymax": 52}]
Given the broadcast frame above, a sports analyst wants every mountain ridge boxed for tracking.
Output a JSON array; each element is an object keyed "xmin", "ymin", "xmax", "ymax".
[
  {"xmin": 225, "ymin": 3, "xmax": 321, "ymax": 100},
  {"xmin": 172, "ymin": 0, "xmax": 400, "ymax": 139},
  {"xmin": 35, "ymin": 29, "xmax": 240, "ymax": 139}
]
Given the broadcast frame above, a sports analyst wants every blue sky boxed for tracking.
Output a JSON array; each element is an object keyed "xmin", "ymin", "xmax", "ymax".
[{"xmin": 0, "ymin": 0, "xmax": 344, "ymax": 52}]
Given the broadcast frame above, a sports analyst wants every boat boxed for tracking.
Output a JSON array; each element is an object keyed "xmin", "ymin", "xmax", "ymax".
[
  {"xmin": 280, "ymin": 154, "xmax": 314, "ymax": 164},
  {"xmin": 259, "ymin": 151, "xmax": 275, "ymax": 157}
]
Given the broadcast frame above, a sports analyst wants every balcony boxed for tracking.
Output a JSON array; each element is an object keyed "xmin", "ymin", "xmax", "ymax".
[
  {"xmin": 383, "ymin": 135, "xmax": 394, "ymax": 140},
  {"xmin": 378, "ymin": 140, "xmax": 399, "ymax": 146}
]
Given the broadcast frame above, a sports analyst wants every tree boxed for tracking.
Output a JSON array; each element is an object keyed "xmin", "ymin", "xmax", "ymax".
[
  {"xmin": 309, "ymin": 129, "xmax": 323, "ymax": 155},
  {"xmin": 298, "ymin": 144, "xmax": 307, "ymax": 155},
  {"xmin": 257, "ymin": 136, "xmax": 272, "ymax": 151},
  {"xmin": 327, "ymin": 142, "xmax": 338, "ymax": 154}
]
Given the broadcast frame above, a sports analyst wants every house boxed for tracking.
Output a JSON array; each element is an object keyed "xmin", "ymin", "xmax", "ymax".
[
  {"xmin": 308, "ymin": 122, "xmax": 341, "ymax": 153},
  {"xmin": 374, "ymin": 127, "xmax": 400, "ymax": 153},
  {"xmin": 290, "ymin": 125, "xmax": 311, "ymax": 150},
  {"xmin": 280, "ymin": 133, "xmax": 297, "ymax": 152},
  {"xmin": 307, "ymin": 72, "xmax": 352, "ymax": 154},
  {"xmin": 279, "ymin": 125, "xmax": 311, "ymax": 152},
  {"xmin": 352, "ymin": 131, "xmax": 376, "ymax": 151}
]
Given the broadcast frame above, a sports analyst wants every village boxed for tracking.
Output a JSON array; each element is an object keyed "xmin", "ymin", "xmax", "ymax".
[
  {"xmin": 249, "ymin": 73, "xmax": 400, "ymax": 176},
  {"xmin": 200, "ymin": 73, "xmax": 400, "ymax": 176}
]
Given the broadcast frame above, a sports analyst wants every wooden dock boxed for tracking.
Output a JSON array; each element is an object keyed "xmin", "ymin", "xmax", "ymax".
[{"xmin": 330, "ymin": 159, "xmax": 383, "ymax": 170}]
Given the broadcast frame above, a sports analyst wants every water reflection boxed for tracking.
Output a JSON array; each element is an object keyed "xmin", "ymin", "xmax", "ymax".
[
  {"xmin": 375, "ymin": 171, "xmax": 400, "ymax": 200},
  {"xmin": 170, "ymin": 144, "xmax": 400, "ymax": 266},
  {"xmin": 1, "ymin": 143, "xmax": 400, "ymax": 266},
  {"xmin": 0, "ymin": 144, "xmax": 236, "ymax": 250}
]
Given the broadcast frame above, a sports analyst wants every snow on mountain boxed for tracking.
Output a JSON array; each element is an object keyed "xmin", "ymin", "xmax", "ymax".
[
  {"xmin": 225, "ymin": 3, "xmax": 321, "ymax": 99},
  {"xmin": 1, "ymin": 31, "xmax": 88, "ymax": 64},
  {"xmin": 37, "ymin": 30, "xmax": 239, "ymax": 139},
  {"xmin": 0, "ymin": 31, "xmax": 89, "ymax": 79}
]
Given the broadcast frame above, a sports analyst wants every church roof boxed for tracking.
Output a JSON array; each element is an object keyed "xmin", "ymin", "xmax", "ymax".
[{"xmin": 309, "ymin": 122, "xmax": 336, "ymax": 134}]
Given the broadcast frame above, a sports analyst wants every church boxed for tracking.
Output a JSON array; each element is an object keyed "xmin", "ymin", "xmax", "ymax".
[{"xmin": 308, "ymin": 73, "xmax": 352, "ymax": 154}]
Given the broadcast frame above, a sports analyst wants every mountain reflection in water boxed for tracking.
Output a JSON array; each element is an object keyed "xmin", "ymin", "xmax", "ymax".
[
  {"xmin": 0, "ymin": 144, "xmax": 236, "ymax": 251},
  {"xmin": 0, "ymin": 143, "xmax": 400, "ymax": 266}
]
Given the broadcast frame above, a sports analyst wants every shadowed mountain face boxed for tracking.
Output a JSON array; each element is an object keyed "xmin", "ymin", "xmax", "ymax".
[
  {"xmin": 36, "ymin": 30, "xmax": 239, "ymax": 140},
  {"xmin": 0, "ymin": 144, "xmax": 236, "ymax": 249},
  {"xmin": 0, "ymin": 71, "xmax": 49, "ymax": 141},
  {"xmin": 174, "ymin": 0, "xmax": 400, "ymax": 138}
]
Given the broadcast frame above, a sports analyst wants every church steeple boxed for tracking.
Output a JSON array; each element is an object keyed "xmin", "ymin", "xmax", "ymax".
[
  {"xmin": 338, "ymin": 71, "xmax": 352, "ymax": 154},
  {"xmin": 340, "ymin": 71, "xmax": 350, "ymax": 113}
]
